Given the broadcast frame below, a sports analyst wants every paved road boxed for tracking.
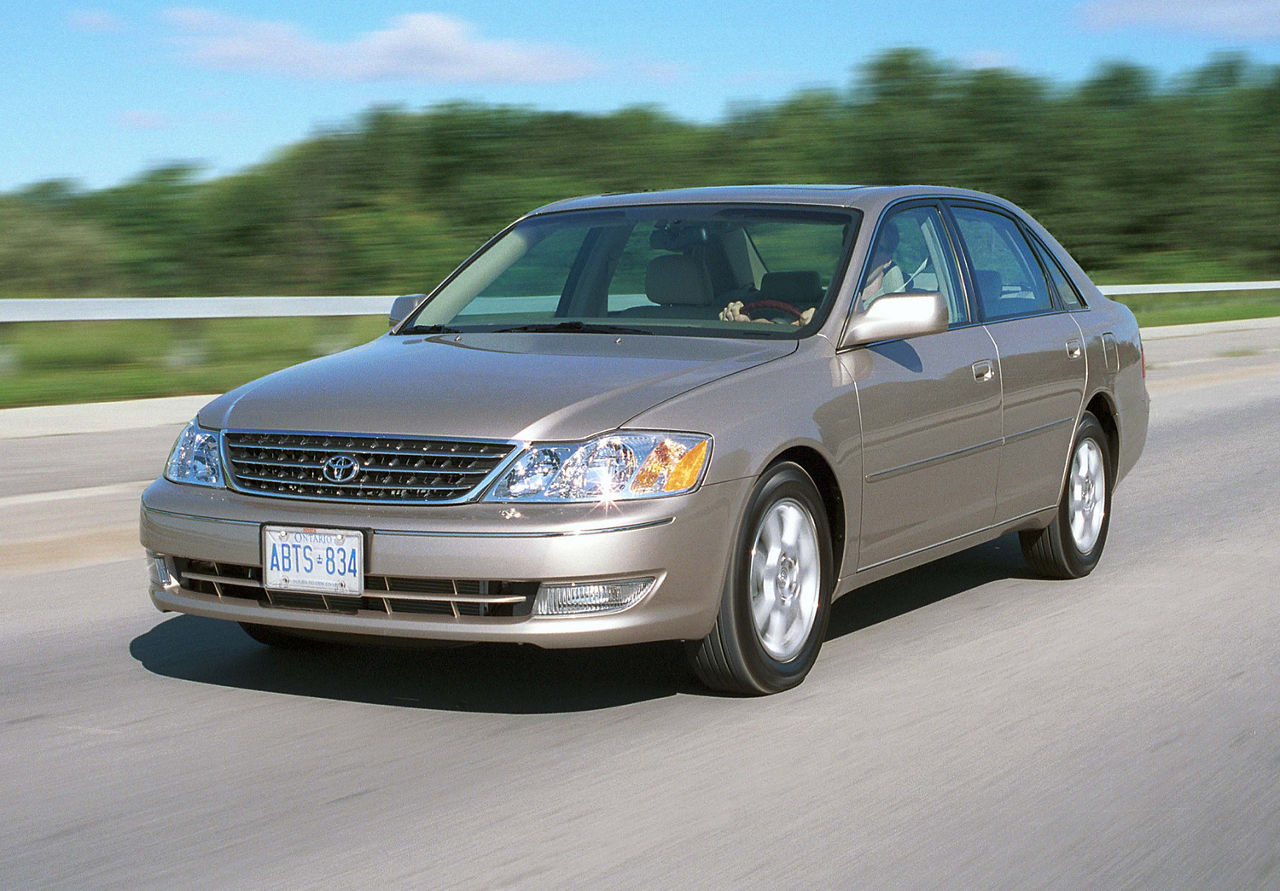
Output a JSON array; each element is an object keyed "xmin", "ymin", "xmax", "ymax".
[{"xmin": 2, "ymin": 324, "xmax": 1278, "ymax": 888}]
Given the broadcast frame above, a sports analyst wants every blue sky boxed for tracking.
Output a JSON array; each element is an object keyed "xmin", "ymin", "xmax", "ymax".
[{"xmin": 3, "ymin": 1, "xmax": 1279, "ymax": 191}]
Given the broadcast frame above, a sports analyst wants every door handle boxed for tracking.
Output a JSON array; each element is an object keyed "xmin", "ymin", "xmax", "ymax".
[
  {"xmin": 1066, "ymin": 339, "xmax": 1082, "ymax": 359},
  {"xmin": 972, "ymin": 360, "xmax": 995, "ymax": 382}
]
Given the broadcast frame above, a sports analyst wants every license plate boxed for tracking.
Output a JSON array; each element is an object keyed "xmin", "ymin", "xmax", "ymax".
[{"xmin": 262, "ymin": 526, "xmax": 364, "ymax": 595}]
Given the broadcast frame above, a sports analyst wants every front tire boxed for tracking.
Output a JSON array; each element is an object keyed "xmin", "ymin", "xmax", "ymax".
[
  {"xmin": 687, "ymin": 462, "xmax": 833, "ymax": 695},
  {"xmin": 1020, "ymin": 412, "xmax": 1112, "ymax": 579}
]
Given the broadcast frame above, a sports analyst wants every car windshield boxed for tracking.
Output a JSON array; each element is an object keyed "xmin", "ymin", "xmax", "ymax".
[{"xmin": 401, "ymin": 205, "xmax": 860, "ymax": 338}]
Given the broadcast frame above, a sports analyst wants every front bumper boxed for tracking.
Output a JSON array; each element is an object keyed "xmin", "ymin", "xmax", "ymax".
[{"xmin": 140, "ymin": 476, "xmax": 750, "ymax": 647}]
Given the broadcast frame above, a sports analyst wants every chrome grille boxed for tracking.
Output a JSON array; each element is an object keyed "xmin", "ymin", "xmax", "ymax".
[
  {"xmin": 223, "ymin": 431, "xmax": 515, "ymax": 504},
  {"xmin": 174, "ymin": 559, "xmax": 537, "ymax": 618}
]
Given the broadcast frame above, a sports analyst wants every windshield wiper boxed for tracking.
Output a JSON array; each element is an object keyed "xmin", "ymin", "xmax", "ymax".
[
  {"xmin": 493, "ymin": 320, "xmax": 654, "ymax": 335},
  {"xmin": 399, "ymin": 323, "xmax": 461, "ymax": 335}
]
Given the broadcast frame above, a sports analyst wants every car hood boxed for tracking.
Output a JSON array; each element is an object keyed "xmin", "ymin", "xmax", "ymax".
[{"xmin": 199, "ymin": 332, "xmax": 795, "ymax": 441}]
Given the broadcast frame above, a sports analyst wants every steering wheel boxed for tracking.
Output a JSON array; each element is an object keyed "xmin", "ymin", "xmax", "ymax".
[{"xmin": 738, "ymin": 299, "xmax": 806, "ymax": 321}]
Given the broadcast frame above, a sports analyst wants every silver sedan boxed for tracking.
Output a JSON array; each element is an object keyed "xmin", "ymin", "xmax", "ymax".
[{"xmin": 142, "ymin": 185, "xmax": 1149, "ymax": 694}]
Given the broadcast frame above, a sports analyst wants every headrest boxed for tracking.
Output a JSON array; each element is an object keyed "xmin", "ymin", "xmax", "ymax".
[
  {"xmin": 645, "ymin": 254, "xmax": 714, "ymax": 306},
  {"xmin": 759, "ymin": 271, "xmax": 823, "ymax": 307},
  {"xmin": 974, "ymin": 269, "xmax": 1003, "ymax": 303}
]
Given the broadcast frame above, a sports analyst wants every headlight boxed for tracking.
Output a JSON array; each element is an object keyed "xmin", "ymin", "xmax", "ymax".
[
  {"xmin": 164, "ymin": 419, "xmax": 225, "ymax": 488},
  {"xmin": 486, "ymin": 432, "xmax": 710, "ymax": 502}
]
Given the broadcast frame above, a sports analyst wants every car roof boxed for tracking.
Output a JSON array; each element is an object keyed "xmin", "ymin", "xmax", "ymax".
[{"xmin": 529, "ymin": 184, "xmax": 1018, "ymax": 216}]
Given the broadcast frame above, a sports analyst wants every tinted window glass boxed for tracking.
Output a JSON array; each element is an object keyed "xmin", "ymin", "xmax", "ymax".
[
  {"xmin": 603, "ymin": 216, "xmax": 848, "ymax": 316},
  {"xmin": 607, "ymin": 223, "xmax": 661, "ymax": 312},
  {"xmin": 749, "ymin": 220, "xmax": 849, "ymax": 278},
  {"xmin": 1030, "ymin": 237, "xmax": 1086, "ymax": 309},
  {"xmin": 858, "ymin": 206, "xmax": 967, "ymax": 325},
  {"xmin": 405, "ymin": 206, "xmax": 858, "ymax": 338},
  {"xmin": 951, "ymin": 207, "xmax": 1054, "ymax": 320},
  {"xmin": 465, "ymin": 224, "xmax": 589, "ymax": 319}
]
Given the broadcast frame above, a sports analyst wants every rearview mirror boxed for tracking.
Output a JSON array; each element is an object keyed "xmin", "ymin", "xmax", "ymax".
[
  {"xmin": 840, "ymin": 291, "xmax": 949, "ymax": 348},
  {"xmin": 389, "ymin": 294, "xmax": 425, "ymax": 329}
]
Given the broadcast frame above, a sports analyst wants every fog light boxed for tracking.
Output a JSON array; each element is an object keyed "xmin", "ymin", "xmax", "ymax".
[
  {"xmin": 148, "ymin": 553, "xmax": 174, "ymax": 587},
  {"xmin": 533, "ymin": 577, "xmax": 656, "ymax": 616}
]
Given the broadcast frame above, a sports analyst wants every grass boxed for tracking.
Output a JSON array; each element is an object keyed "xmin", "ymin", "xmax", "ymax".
[
  {"xmin": 0, "ymin": 290, "xmax": 1276, "ymax": 408},
  {"xmin": 1109, "ymin": 289, "xmax": 1280, "ymax": 328},
  {"xmin": 0, "ymin": 316, "xmax": 386, "ymax": 408}
]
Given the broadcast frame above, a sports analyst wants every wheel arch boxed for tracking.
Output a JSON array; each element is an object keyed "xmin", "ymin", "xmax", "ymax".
[
  {"xmin": 766, "ymin": 445, "xmax": 847, "ymax": 580},
  {"xmin": 1083, "ymin": 390, "xmax": 1120, "ymax": 481}
]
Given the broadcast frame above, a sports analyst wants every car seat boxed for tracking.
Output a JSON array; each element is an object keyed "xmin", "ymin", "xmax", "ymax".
[{"xmin": 616, "ymin": 254, "xmax": 717, "ymax": 319}]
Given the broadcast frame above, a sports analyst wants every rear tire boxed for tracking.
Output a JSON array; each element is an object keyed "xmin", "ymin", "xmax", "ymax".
[
  {"xmin": 687, "ymin": 462, "xmax": 833, "ymax": 695},
  {"xmin": 1020, "ymin": 412, "xmax": 1112, "ymax": 579}
]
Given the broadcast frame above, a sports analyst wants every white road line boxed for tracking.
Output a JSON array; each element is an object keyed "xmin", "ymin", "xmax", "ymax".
[
  {"xmin": 1152, "ymin": 358, "xmax": 1220, "ymax": 368},
  {"xmin": 0, "ymin": 394, "xmax": 213, "ymax": 440},
  {"xmin": 1151, "ymin": 347, "xmax": 1280, "ymax": 368},
  {"xmin": 0, "ymin": 481, "xmax": 152, "ymax": 509}
]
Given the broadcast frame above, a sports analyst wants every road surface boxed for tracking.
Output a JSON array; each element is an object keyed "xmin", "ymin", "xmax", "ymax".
[{"xmin": 1, "ymin": 321, "xmax": 1277, "ymax": 887}]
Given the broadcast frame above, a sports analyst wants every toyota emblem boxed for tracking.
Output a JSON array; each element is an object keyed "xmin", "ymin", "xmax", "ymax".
[{"xmin": 321, "ymin": 454, "xmax": 361, "ymax": 483}]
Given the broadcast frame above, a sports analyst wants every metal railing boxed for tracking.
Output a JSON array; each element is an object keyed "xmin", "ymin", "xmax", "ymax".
[
  {"xmin": 0, "ymin": 295, "xmax": 395, "ymax": 323},
  {"xmin": 1, "ymin": 282, "xmax": 1278, "ymax": 323}
]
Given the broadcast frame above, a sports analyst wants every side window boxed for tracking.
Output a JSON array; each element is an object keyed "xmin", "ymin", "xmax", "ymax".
[
  {"xmin": 858, "ymin": 206, "xmax": 967, "ymax": 325},
  {"xmin": 950, "ymin": 206, "xmax": 1054, "ymax": 321},
  {"xmin": 1030, "ymin": 237, "xmax": 1086, "ymax": 309}
]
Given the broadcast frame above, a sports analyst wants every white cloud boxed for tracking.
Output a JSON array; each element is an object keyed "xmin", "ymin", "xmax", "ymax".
[
  {"xmin": 629, "ymin": 61, "xmax": 686, "ymax": 85},
  {"xmin": 962, "ymin": 50, "xmax": 1019, "ymax": 71},
  {"xmin": 68, "ymin": 9, "xmax": 125, "ymax": 32},
  {"xmin": 1082, "ymin": 0, "xmax": 1280, "ymax": 40},
  {"xmin": 118, "ymin": 110, "xmax": 172, "ymax": 130},
  {"xmin": 163, "ymin": 8, "xmax": 604, "ymax": 83}
]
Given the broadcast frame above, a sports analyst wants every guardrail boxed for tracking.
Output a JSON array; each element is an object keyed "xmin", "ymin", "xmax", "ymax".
[
  {"xmin": 1, "ymin": 282, "xmax": 1279, "ymax": 323},
  {"xmin": 0, "ymin": 296, "xmax": 395, "ymax": 323},
  {"xmin": 1098, "ymin": 281, "xmax": 1280, "ymax": 295}
]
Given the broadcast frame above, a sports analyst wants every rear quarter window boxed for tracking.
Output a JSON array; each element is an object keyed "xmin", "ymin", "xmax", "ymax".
[{"xmin": 1029, "ymin": 237, "xmax": 1087, "ymax": 310}]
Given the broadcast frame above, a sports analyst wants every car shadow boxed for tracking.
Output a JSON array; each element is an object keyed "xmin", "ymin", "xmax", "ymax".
[
  {"xmin": 826, "ymin": 533, "xmax": 1037, "ymax": 641},
  {"xmin": 130, "ymin": 617, "xmax": 693, "ymax": 714},
  {"xmin": 870, "ymin": 339, "xmax": 924, "ymax": 373},
  {"xmin": 130, "ymin": 533, "xmax": 1036, "ymax": 713}
]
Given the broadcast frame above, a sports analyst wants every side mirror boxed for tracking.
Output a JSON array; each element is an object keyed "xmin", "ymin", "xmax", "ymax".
[
  {"xmin": 389, "ymin": 294, "xmax": 425, "ymax": 329},
  {"xmin": 840, "ymin": 291, "xmax": 949, "ymax": 348}
]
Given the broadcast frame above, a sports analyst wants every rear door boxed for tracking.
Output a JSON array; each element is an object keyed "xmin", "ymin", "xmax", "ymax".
[{"xmin": 946, "ymin": 203, "xmax": 1087, "ymax": 523}]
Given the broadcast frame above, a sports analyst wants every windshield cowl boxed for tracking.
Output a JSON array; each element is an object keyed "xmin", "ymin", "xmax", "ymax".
[{"xmin": 491, "ymin": 320, "xmax": 654, "ymax": 336}]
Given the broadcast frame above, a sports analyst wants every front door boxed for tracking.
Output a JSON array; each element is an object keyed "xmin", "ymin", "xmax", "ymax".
[
  {"xmin": 855, "ymin": 328, "xmax": 1003, "ymax": 568},
  {"xmin": 851, "ymin": 204, "xmax": 1003, "ymax": 569}
]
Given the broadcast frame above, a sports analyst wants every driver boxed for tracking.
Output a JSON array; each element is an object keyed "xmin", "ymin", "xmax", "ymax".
[
  {"xmin": 858, "ymin": 224, "xmax": 905, "ymax": 307},
  {"xmin": 719, "ymin": 225, "xmax": 906, "ymax": 325},
  {"xmin": 718, "ymin": 300, "xmax": 815, "ymax": 327},
  {"xmin": 718, "ymin": 272, "xmax": 822, "ymax": 326}
]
